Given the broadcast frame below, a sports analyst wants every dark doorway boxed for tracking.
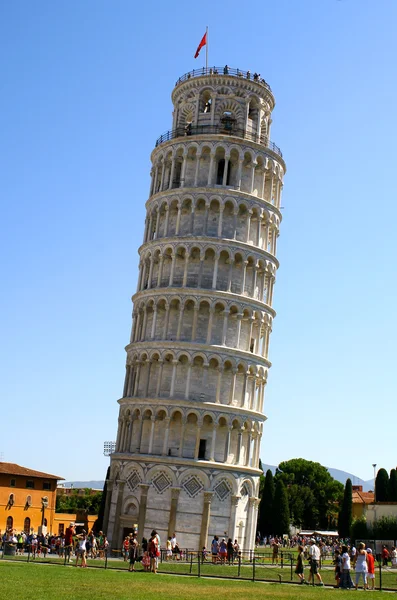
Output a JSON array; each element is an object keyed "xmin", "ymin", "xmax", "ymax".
[{"xmin": 198, "ymin": 439, "xmax": 207, "ymax": 460}]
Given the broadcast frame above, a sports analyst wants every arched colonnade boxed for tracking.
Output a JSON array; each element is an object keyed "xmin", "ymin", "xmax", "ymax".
[
  {"xmin": 116, "ymin": 404, "xmax": 263, "ymax": 469},
  {"xmin": 143, "ymin": 195, "xmax": 280, "ymax": 254},
  {"xmin": 130, "ymin": 296, "xmax": 273, "ymax": 359},
  {"xmin": 123, "ymin": 350, "xmax": 268, "ymax": 411},
  {"xmin": 150, "ymin": 143, "xmax": 283, "ymax": 207}
]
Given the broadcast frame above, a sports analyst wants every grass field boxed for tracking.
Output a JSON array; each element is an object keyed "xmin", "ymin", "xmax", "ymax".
[{"xmin": 0, "ymin": 560, "xmax": 390, "ymax": 600}]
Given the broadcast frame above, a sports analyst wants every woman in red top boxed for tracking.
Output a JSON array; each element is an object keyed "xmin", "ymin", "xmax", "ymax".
[{"xmin": 366, "ymin": 548, "xmax": 375, "ymax": 590}]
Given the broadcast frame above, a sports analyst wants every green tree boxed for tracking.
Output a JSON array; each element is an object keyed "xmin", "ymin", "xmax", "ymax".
[
  {"xmin": 258, "ymin": 469, "xmax": 275, "ymax": 536},
  {"xmin": 275, "ymin": 458, "xmax": 343, "ymax": 530},
  {"xmin": 351, "ymin": 517, "xmax": 369, "ymax": 543},
  {"xmin": 94, "ymin": 467, "xmax": 110, "ymax": 533},
  {"xmin": 373, "ymin": 516, "xmax": 397, "ymax": 540},
  {"xmin": 272, "ymin": 479, "xmax": 290, "ymax": 536},
  {"xmin": 375, "ymin": 468, "xmax": 389, "ymax": 502},
  {"xmin": 388, "ymin": 469, "xmax": 397, "ymax": 502},
  {"xmin": 338, "ymin": 478, "xmax": 353, "ymax": 538}
]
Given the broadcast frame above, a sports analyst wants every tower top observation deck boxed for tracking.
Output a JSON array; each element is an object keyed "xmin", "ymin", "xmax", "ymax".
[{"xmin": 154, "ymin": 66, "xmax": 282, "ymax": 158}]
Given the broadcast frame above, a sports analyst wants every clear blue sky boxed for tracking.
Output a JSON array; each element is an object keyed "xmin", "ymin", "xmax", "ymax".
[{"xmin": 1, "ymin": 0, "xmax": 396, "ymax": 484}]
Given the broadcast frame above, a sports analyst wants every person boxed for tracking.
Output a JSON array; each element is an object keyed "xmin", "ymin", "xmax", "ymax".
[
  {"xmin": 233, "ymin": 539, "xmax": 240, "ymax": 562},
  {"xmin": 166, "ymin": 537, "xmax": 172, "ymax": 561},
  {"xmin": 227, "ymin": 538, "xmax": 234, "ymax": 564},
  {"xmin": 272, "ymin": 538, "xmax": 280, "ymax": 565},
  {"xmin": 201, "ymin": 546, "xmax": 208, "ymax": 563},
  {"xmin": 307, "ymin": 538, "xmax": 324, "ymax": 586},
  {"xmin": 366, "ymin": 548, "xmax": 375, "ymax": 590},
  {"xmin": 75, "ymin": 530, "xmax": 87, "ymax": 568},
  {"xmin": 223, "ymin": 65, "xmax": 229, "ymax": 75},
  {"xmin": 148, "ymin": 533, "xmax": 159, "ymax": 573},
  {"xmin": 128, "ymin": 534, "xmax": 138, "ymax": 572},
  {"xmin": 122, "ymin": 536, "xmax": 130, "ymax": 561},
  {"xmin": 219, "ymin": 538, "xmax": 227, "ymax": 564},
  {"xmin": 382, "ymin": 545, "xmax": 389, "ymax": 566},
  {"xmin": 333, "ymin": 549, "xmax": 342, "ymax": 587},
  {"xmin": 64, "ymin": 522, "xmax": 75, "ymax": 562},
  {"xmin": 142, "ymin": 550, "xmax": 150, "ymax": 571},
  {"xmin": 211, "ymin": 535, "xmax": 219, "ymax": 564},
  {"xmin": 391, "ymin": 546, "xmax": 397, "ymax": 567},
  {"xmin": 295, "ymin": 545, "xmax": 305, "ymax": 584},
  {"xmin": 340, "ymin": 544, "xmax": 354, "ymax": 589},
  {"xmin": 354, "ymin": 542, "xmax": 368, "ymax": 590}
]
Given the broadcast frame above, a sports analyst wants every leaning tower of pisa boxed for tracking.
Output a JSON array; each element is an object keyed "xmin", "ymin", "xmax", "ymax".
[{"xmin": 104, "ymin": 66, "xmax": 285, "ymax": 551}]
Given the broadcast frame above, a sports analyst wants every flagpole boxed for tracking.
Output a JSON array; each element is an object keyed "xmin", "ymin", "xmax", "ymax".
[{"xmin": 206, "ymin": 26, "xmax": 208, "ymax": 71}]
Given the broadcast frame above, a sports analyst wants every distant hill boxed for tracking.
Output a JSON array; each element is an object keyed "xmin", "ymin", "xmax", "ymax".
[
  {"xmin": 261, "ymin": 464, "xmax": 374, "ymax": 492},
  {"xmin": 62, "ymin": 481, "xmax": 104, "ymax": 490}
]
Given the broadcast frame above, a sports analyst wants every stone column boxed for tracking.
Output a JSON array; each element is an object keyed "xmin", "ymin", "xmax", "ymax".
[
  {"xmin": 137, "ymin": 484, "xmax": 150, "ymax": 541},
  {"xmin": 227, "ymin": 258, "xmax": 234, "ymax": 292},
  {"xmin": 126, "ymin": 416, "xmax": 133, "ymax": 452},
  {"xmin": 133, "ymin": 363, "xmax": 141, "ymax": 396},
  {"xmin": 184, "ymin": 363, "xmax": 192, "ymax": 399},
  {"xmin": 157, "ymin": 256, "xmax": 164, "ymax": 287},
  {"xmin": 180, "ymin": 153, "xmax": 187, "ymax": 187},
  {"xmin": 250, "ymin": 162, "xmax": 257, "ymax": 194},
  {"xmin": 168, "ymin": 487, "xmax": 181, "ymax": 537},
  {"xmin": 140, "ymin": 306, "xmax": 148, "ymax": 341},
  {"xmin": 236, "ymin": 158, "xmax": 243, "ymax": 190},
  {"xmin": 182, "ymin": 252, "xmax": 189, "ymax": 286},
  {"xmin": 164, "ymin": 205, "xmax": 170, "ymax": 236},
  {"xmin": 170, "ymin": 360, "xmax": 178, "ymax": 397},
  {"xmin": 203, "ymin": 202, "xmax": 210, "ymax": 235},
  {"xmin": 168, "ymin": 158, "xmax": 175, "ymax": 189},
  {"xmin": 209, "ymin": 424, "xmax": 218, "ymax": 461},
  {"xmin": 150, "ymin": 307, "xmax": 158, "ymax": 339},
  {"xmin": 191, "ymin": 306, "xmax": 199, "ymax": 341},
  {"xmin": 246, "ymin": 210, "xmax": 253, "ymax": 243},
  {"xmin": 221, "ymin": 309, "xmax": 229, "ymax": 345},
  {"xmin": 261, "ymin": 168, "xmax": 267, "ymax": 199},
  {"xmin": 194, "ymin": 153, "xmax": 201, "ymax": 186},
  {"xmin": 190, "ymin": 205, "xmax": 195, "ymax": 234},
  {"xmin": 154, "ymin": 209, "xmax": 161, "ymax": 239},
  {"xmin": 155, "ymin": 360, "xmax": 164, "ymax": 397},
  {"xmin": 112, "ymin": 481, "xmax": 125, "ymax": 550},
  {"xmin": 228, "ymin": 370, "xmax": 237, "ymax": 405},
  {"xmin": 148, "ymin": 416, "xmax": 156, "ymax": 454},
  {"xmin": 162, "ymin": 417, "xmax": 171, "ymax": 455},
  {"xmin": 212, "ymin": 255, "xmax": 219, "ymax": 288},
  {"xmin": 229, "ymin": 495, "xmax": 240, "ymax": 541},
  {"xmin": 224, "ymin": 427, "xmax": 232, "ymax": 462},
  {"xmin": 178, "ymin": 418, "xmax": 186, "ymax": 457},
  {"xmin": 197, "ymin": 257, "xmax": 204, "ymax": 288},
  {"xmin": 194, "ymin": 424, "xmax": 202, "ymax": 459},
  {"xmin": 175, "ymin": 203, "xmax": 182, "ymax": 235},
  {"xmin": 222, "ymin": 156, "xmax": 230, "ymax": 186},
  {"xmin": 123, "ymin": 365, "xmax": 130, "ymax": 397},
  {"xmin": 176, "ymin": 306, "xmax": 185, "ymax": 340},
  {"xmin": 103, "ymin": 479, "xmax": 114, "ymax": 535},
  {"xmin": 136, "ymin": 416, "xmax": 144, "ymax": 452},
  {"xmin": 206, "ymin": 308, "xmax": 214, "ymax": 344},
  {"xmin": 207, "ymin": 152, "xmax": 215, "ymax": 186},
  {"xmin": 241, "ymin": 261, "xmax": 248, "ymax": 294},
  {"xmin": 217, "ymin": 206, "xmax": 224, "ymax": 236},
  {"xmin": 169, "ymin": 253, "xmax": 176, "ymax": 286},
  {"xmin": 199, "ymin": 491, "xmax": 214, "ymax": 550},
  {"xmin": 144, "ymin": 360, "xmax": 151, "ymax": 396},
  {"xmin": 236, "ymin": 429, "xmax": 243, "ymax": 464},
  {"xmin": 163, "ymin": 303, "xmax": 170, "ymax": 338},
  {"xmin": 215, "ymin": 368, "xmax": 222, "ymax": 403},
  {"xmin": 245, "ymin": 431, "xmax": 252, "ymax": 466}
]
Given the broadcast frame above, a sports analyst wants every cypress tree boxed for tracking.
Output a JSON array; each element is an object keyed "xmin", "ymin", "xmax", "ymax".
[
  {"xmin": 258, "ymin": 469, "xmax": 275, "ymax": 536},
  {"xmin": 93, "ymin": 466, "xmax": 110, "ymax": 533},
  {"xmin": 388, "ymin": 469, "xmax": 397, "ymax": 502},
  {"xmin": 375, "ymin": 468, "xmax": 389, "ymax": 502},
  {"xmin": 273, "ymin": 479, "xmax": 290, "ymax": 536},
  {"xmin": 338, "ymin": 478, "xmax": 353, "ymax": 538}
]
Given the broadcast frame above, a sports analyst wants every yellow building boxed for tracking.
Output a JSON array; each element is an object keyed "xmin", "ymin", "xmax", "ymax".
[
  {"xmin": 0, "ymin": 462, "xmax": 63, "ymax": 534},
  {"xmin": 352, "ymin": 485, "xmax": 375, "ymax": 519}
]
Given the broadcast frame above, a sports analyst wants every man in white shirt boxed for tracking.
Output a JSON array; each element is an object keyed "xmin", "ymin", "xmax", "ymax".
[{"xmin": 307, "ymin": 538, "xmax": 324, "ymax": 586}]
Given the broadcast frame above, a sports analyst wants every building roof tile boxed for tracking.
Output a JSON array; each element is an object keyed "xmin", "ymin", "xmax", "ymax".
[{"xmin": 0, "ymin": 462, "xmax": 64, "ymax": 480}]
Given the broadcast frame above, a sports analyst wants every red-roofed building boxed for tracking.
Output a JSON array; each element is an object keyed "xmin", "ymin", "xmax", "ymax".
[
  {"xmin": 352, "ymin": 485, "xmax": 375, "ymax": 519},
  {"xmin": 0, "ymin": 462, "xmax": 64, "ymax": 535}
]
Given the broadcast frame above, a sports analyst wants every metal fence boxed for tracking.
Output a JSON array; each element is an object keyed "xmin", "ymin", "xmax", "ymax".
[
  {"xmin": 174, "ymin": 67, "xmax": 272, "ymax": 91},
  {"xmin": 154, "ymin": 124, "xmax": 283, "ymax": 157},
  {"xmin": 1, "ymin": 543, "xmax": 397, "ymax": 591}
]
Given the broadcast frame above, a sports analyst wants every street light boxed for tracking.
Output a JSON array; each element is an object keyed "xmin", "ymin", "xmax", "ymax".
[{"xmin": 104, "ymin": 441, "xmax": 116, "ymax": 456}]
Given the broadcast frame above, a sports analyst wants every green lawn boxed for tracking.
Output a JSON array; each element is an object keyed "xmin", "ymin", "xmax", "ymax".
[{"xmin": 0, "ymin": 560, "xmax": 390, "ymax": 600}]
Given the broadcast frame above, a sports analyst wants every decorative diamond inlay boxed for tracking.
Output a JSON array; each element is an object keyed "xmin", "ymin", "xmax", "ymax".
[
  {"xmin": 152, "ymin": 472, "xmax": 172, "ymax": 494},
  {"xmin": 241, "ymin": 483, "xmax": 249, "ymax": 497},
  {"xmin": 214, "ymin": 480, "xmax": 232, "ymax": 501},
  {"xmin": 182, "ymin": 476, "xmax": 203, "ymax": 498},
  {"xmin": 127, "ymin": 471, "xmax": 141, "ymax": 492}
]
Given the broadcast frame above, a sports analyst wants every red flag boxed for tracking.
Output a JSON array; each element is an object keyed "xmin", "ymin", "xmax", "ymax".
[{"xmin": 194, "ymin": 32, "xmax": 207, "ymax": 59}]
